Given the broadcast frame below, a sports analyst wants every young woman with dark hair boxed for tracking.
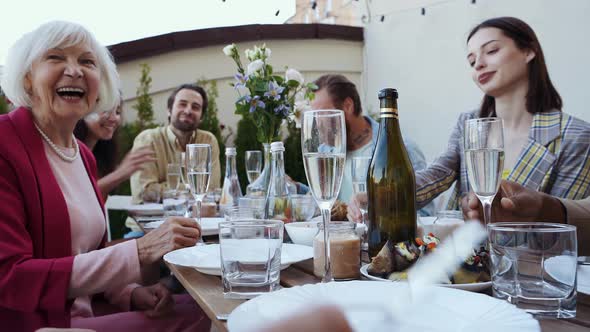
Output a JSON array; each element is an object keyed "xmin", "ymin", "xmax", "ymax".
[
  {"xmin": 349, "ymin": 16, "xmax": 590, "ymax": 221},
  {"xmin": 75, "ymin": 101, "xmax": 154, "ymax": 199}
]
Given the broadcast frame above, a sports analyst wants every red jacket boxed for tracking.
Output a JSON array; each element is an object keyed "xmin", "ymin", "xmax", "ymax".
[{"xmin": 0, "ymin": 107, "xmax": 105, "ymax": 331}]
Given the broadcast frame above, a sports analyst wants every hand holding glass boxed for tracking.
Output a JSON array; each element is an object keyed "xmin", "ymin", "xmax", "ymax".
[
  {"xmin": 186, "ymin": 144, "xmax": 212, "ymax": 244},
  {"xmin": 464, "ymin": 118, "xmax": 504, "ymax": 225},
  {"xmin": 301, "ymin": 110, "xmax": 346, "ymax": 282}
]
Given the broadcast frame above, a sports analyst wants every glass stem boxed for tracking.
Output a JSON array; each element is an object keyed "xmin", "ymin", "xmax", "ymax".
[
  {"xmin": 195, "ymin": 198, "xmax": 204, "ymax": 245},
  {"xmin": 321, "ymin": 207, "xmax": 333, "ymax": 283},
  {"xmin": 482, "ymin": 198, "xmax": 492, "ymax": 226}
]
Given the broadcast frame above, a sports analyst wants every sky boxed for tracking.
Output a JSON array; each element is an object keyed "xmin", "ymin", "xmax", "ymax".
[{"xmin": 0, "ymin": 0, "xmax": 295, "ymax": 66}]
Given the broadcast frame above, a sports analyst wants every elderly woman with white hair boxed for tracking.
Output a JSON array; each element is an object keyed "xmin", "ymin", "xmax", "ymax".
[{"xmin": 0, "ymin": 21, "xmax": 209, "ymax": 331}]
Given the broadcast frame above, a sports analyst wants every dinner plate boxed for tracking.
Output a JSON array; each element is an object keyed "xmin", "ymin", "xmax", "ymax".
[
  {"xmin": 578, "ymin": 265, "xmax": 590, "ymax": 294},
  {"xmin": 143, "ymin": 217, "xmax": 225, "ymax": 236},
  {"xmin": 126, "ymin": 203, "xmax": 164, "ymax": 216},
  {"xmin": 163, "ymin": 243, "xmax": 313, "ymax": 276},
  {"xmin": 360, "ymin": 264, "xmax": 492, "ymax": 292},
  {"xmin": 228, "ymin": 281, "xmax": 539, "ymax": 332}
]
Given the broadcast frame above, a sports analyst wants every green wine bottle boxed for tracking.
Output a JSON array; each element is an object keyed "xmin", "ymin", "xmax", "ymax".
[{"xmin": 367, "ymin": 88, "xmax": 417, "ymax": 259}]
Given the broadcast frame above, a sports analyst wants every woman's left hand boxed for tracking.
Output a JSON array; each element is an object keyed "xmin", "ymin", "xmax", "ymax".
[{"xmin": 130, "ymin": 283, "xmax": 175, "ymax": 318}]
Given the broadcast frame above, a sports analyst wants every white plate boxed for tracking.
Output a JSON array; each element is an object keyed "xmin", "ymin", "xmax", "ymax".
[
  {"xmin": 360, "ymin": 264, "xmax": 492, "ymax": 292},
  {"xmin": 578, "ymin": 265, "xmax": 590, "ymax": 294},
  {"xmin": 228, "ymin": 281, "xmax": 539, "ymax": 332},
  {"xmin": 164, "ymin": 243, "xmax": 313, "ymax": 276},
  {"xmin": 142, "ymin": 217, "xmax": 225, "ymax": 236},
  {"xmin": 127, "ymin": 203, "xmax": 164, "ymax": 216}
]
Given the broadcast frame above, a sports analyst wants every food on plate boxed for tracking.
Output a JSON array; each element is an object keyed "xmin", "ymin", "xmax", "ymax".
[
  {"xmin": 366, "ymin": 233, "xmax": 490, "ymax": 284},
  {"xmin": 331, "ymin": 200, "xmax": 348, "ymax": 220}
]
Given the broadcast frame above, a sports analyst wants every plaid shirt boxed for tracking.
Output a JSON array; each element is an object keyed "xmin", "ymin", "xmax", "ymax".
[{"xmin": 416, "ymin": 110, "xmax": 590, "ymax": 210}]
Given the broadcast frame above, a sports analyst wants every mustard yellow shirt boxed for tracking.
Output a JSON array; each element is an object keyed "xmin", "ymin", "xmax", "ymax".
[{"xmin": 129, "ymin": 125, "xmax": 221, "ymax": 203}]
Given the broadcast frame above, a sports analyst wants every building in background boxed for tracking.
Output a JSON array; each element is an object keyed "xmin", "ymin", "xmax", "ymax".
[
  {"xmin": 287, "ymin": 0, "xmax": 364, "ymax": 26},
  {"xmin": 110, "ymin": 24, "xmax": 363, "ymax": 146}
]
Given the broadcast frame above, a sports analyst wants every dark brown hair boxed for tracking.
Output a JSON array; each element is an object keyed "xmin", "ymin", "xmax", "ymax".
[
  {"xmin": 313, "ymin": 74, "xmax": 362, "ymax": 116},
  {"xmin": 166, "ymin": 84, "xmax": 208, "ymax": 121},
  {"xmin": 467, "ymin": 17, "xmax": 562, "ymax": 117},
  {"xmin": 74, "ymin": 115, "xmax": 119, "ymax": 178}
]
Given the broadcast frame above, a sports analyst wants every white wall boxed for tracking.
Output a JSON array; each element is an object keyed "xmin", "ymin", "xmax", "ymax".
[
  {"xmin": 364, "ymin": 0, "xmax": 590, "ymax": 162},
  {"xmin": 117, "ymin": 39, "xmax": 363, "ymax": 145}
]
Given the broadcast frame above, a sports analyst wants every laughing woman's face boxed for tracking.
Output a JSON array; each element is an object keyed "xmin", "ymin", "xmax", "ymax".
[{"xmin": 25, "ymin": 42, "xmax": 101, "ymax": 121}]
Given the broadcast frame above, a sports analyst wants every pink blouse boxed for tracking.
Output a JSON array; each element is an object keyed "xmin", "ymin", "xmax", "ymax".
[{"xmin": 43, "ymin": 141, "xmax": 141, "ymax": 318}]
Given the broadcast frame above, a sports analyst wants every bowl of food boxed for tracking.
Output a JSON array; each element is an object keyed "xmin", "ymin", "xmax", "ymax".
[
  {"xmin": 291, "ymin": 194, "xmax": 317, "ymax": 221},
  {"xmin": 285, "ymin": 220, "xmax": 320, "ymax": 246}
]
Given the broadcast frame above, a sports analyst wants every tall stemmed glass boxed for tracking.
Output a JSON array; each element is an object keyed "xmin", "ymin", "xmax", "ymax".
[
  {"xmin": 464, "ymin": 118, "xmax": 504, "ymax": 226},
  {"xmin": 245, "ymin": 150, "xmax": 262, "ymax": 184},
  {"xmin": 186, "ymin": 144, "xmax": 212, "ymax": 245},
  {"xmin": 301, "ymin": 110, "xmax": 346, "ymax": 283}
]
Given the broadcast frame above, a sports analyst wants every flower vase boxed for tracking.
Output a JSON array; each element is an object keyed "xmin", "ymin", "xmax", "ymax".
[{"xmin": 246, "ymin": 143, "xmax": 271, "ymax": 197}]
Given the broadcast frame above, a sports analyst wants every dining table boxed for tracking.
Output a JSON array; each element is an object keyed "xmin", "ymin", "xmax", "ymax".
[{"xmin": 166, "ymin": 257, "xmax": 590, "ymax": 332}]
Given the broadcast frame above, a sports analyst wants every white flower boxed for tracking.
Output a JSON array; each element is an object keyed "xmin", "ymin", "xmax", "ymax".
[
  {"xmin": 247, "ymin": 59, "xmax": 264, "ymax": 76},
  {"xmin": 223, "ymin": 44, "xmax": 236, "ymax": 56},
  {"xmin": 294, "ymin": 100, "xmax": 311, "ymax": 113},
  {"xmin": 264, "ymin": 47, "xmax": 271, "ymax": 58},
  {"xmin": 285, "ymin": 68, "xmax": 304, "ymax": 85},
  {"xmin": 245, "ymin": 49, "xmax": 255, "ymax": 61}
]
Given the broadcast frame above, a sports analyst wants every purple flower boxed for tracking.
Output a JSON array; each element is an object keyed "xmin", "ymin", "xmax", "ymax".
[
  {"xmin": 273, "ymin": 103, "xmax": 290, "ymax": 116},
  {"xmin": 245, "ymin": 95, "xmax": 265, "ymax": 113},
  {"xmin": 264, "ymin": 81, "xmax": 284, "ymax": 101},
  {"xmin": 234, "ymin": 73, "xmax": 249, "ymax": 89}
]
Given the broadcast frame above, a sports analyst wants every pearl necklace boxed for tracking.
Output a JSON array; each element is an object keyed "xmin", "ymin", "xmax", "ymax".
[{"xmin": 34, "ymin": 123, "xmax": 79, "ymax": 162}]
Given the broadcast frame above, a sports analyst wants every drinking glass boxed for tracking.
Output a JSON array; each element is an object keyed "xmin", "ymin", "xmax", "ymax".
[
  {"xmin": 301, "ymin": 109, "xmax": 346, "ymax": 282},
  {"xmin": 167, "ymin": 163, "xmax": 182, "ymax": 191},
  {"xmin": 351, "ymin": 156, "xmax": 371, "ymax": 249},
  {"xmin": 219, "ymin": 220, "xmax": 283, "ymax": 299},
  {"xmin": 186, "ymin": 144, "xmax": 212, "ymax": 245},
  {"xmin": 464, "ymin": 118, "xmax": 504, "ymax": 225},
  {"xmin": 488, "ymin": 222, "xmax": 577, "ymax": 318},
  {"xmin": 163, "ymin": 189, "xmax": 190, "ymax": 217},
  {"xmin": 245, "ymin": 150, "xmax": 263, "ymax": 184}
]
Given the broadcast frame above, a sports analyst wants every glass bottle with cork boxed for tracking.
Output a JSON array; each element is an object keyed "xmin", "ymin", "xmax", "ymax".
[{"xmin": 367, "ymin": 88, "xmax": 417, "ymax": 259}]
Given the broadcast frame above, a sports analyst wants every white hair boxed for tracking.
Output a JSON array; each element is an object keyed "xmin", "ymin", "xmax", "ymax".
[{"xmin": 0, "ymin": 20, "xmax": 120, "ymax": 112}]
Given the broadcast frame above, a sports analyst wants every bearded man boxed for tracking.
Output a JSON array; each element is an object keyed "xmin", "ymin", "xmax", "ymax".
[{"xmin": 130, "ymin": 84, "xmax": 221, "ymax": 203}]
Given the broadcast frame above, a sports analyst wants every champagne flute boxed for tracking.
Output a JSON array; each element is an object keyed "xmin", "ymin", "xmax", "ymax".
[
  {"xmin": 301, "ymin": 110, "xmax": 346, "ymax": 283},
  {"xmin": 351, "ymin": 156, "xmax": 371, "ymax": 250},
  {"xmin": 179, "ymin": 152, "xmax": 191, "ymax": 191},
  {"xmin": 186, "ymin": 144, "xmax": 212, "ymax": 244},
  {"xmin": 245, "ymin": 150, "xmax": 262, "ymax": 184},
  {"xmin": 464, "ymin": 118, "xmax": 504, "ymax": 225}
]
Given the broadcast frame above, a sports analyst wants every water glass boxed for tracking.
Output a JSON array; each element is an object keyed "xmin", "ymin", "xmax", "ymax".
[
  {"xmin": 219, "ymin": 220, "xmax": 283, "ymax": 299},
  {"xmin": 488, "ymin": 222, "xmax": 577, "ymax": 318},
  {"xmin": 162, "ymin": 189, "xmax": 190, "ymax": 217},
  {"xmin": 290, "ymin": 194, "xmax": 317, "ymax": 221},
  {"xmin": 167, "ymin": 163, "xmax": 182, "ymax": 191},
  {"xmin": 224, "ymin": 205, "xmax": 264, "ymax": 221}
]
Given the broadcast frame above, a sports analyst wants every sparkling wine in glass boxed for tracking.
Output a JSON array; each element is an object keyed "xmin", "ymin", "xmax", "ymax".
[
  {"xmin": 186, "ymin": 144, "xmax": 212, "ymax": 244},
  {"xmin": 245, "ymin": 150, "xmax": 262, "ymax": 184},
  {"xmin": 464, "ymin": 118, "xmax": 504, "ymax": 225},
  {"xmin": 301, "ymin": 109, "xmax": 346, "ymax": 283}
]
